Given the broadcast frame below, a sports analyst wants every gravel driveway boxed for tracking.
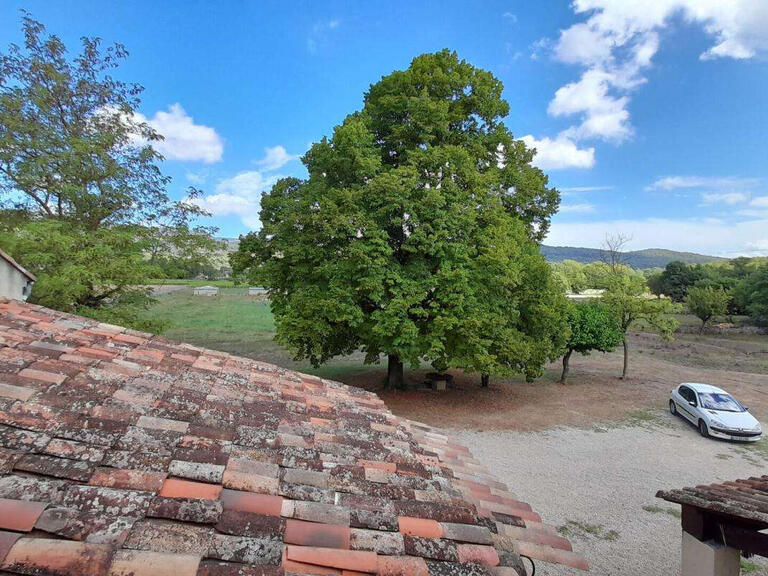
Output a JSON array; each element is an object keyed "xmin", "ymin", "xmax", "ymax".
[{"xmin": 454, "ymin": 411, "xmax": 768, "ymax": 576}]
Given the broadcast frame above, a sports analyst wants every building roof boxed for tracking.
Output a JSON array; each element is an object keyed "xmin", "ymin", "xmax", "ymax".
[
  {"xmin": 0, "ymin": 298, "xmax": 587, "ymax": 575},
  {"xmin": 0, "ymin": 249, "xmax": 36, "ymax": 282},
  {"xmin": 657, "ymin": 475, "xmax": 768, "ymax": 525}
]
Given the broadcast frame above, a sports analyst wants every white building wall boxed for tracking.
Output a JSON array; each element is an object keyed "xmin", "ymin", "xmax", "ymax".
[{"xmin": 0, "ymin": 259, "xmax": 34, "ymax": 300}]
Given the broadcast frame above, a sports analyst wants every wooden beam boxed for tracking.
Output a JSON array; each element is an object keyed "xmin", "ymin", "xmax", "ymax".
[{"xmin": 721, "ymin": 524, "xmax": 768, "ymax": 559}]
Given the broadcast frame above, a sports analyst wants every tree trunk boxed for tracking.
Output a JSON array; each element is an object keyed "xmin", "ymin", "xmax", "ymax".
[
  {"xmin": 560, "ymin": 349, "xmax": 573, "ymax": 384},
  {"xmin": 481, "ymin": 373, "xmax": 489, "ymax": 387},
  {"xmin": 621, "ymin": 336, "xmax": 629, "ymax": 380},
  {"xmin": 387, "ymin": 354, "xmax": 404, "ymax": 389},
  {"xmin": 699, "ymin": 317, "xmax": 708, "ymax": 334}
]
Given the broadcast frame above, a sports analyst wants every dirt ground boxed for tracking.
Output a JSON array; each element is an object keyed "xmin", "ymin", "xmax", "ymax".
[{"xmin": 370, "ymin": 330, "xmax": 768, "ymax": 431}]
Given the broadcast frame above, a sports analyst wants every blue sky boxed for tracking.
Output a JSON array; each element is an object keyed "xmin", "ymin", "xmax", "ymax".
[{"xmin": 2, "ymin": 1, "xmax": 768, "ymax": 256}]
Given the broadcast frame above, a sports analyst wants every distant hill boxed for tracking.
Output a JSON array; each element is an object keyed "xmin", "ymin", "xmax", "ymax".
[
  {"xmin": 219, "ymin": 236, "xmax": 723, "ymax": 270},
  {"xmin": 540, "ymin": 245, "xmax": 725, "ymax": 269}
]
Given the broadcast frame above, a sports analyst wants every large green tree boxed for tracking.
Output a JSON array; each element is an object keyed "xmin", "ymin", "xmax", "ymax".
[
  {"xmin": 560, "ymin": 301, "xmax": 623, "ymax": 384},
  {"xmin": 233, "ymin": 51, "xmax": 565, "ymax": 387},
  {"xmin": 0, "ymin": 15, "xmax": 216, "ymax": 328}
]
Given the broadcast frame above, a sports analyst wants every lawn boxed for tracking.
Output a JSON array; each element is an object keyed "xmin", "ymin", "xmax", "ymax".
[
  {"xmin": 147, "ymin": 279, "xmax": 238, "ymax": 288},
  {"xmin": 142, "ymin": 287, "xmax": 383, "ymax": 381}
]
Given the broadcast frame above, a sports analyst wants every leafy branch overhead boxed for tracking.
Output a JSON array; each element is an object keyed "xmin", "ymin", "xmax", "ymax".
[{"xmin": 232, "ymin": 50, "xmax": 566, "ymax": 387}]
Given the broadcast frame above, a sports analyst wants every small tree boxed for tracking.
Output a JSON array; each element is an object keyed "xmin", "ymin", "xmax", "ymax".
[
  {"xmin": 560, "ymin": 301, "xmax": 623, "ymax": 384},
  {"xmin": 686, "ymin": 286, "xmax": 730, "ymax": 333},
  {"xmin": 603, "ymin": 272, "xmax": 677, "ymax": 379}
]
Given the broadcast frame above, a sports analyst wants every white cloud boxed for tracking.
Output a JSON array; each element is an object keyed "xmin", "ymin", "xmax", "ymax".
[
  {"xmin": 502, "ymin": 12, "xmax": 517, "ymax": 23},
  {"xmin": 193, "ymin": 170, "xmax": 281, "ymax": 229},
  {"xmin": 185, "ymin": 171, "xmax": 207, "ymax": 185},
  {"xmin": 546, "ymin": 216, "xmax": 768, "ymax": 257},
  {"xmin": 701, "ymin": 192, "xmax": 749, "ymax": 205},
  {"xmin": 750, "ymin": 196, "xmax": 768, "ymax": 208},
  {"xmin": 531, "ymin": 1, "xmax": 768, "ymax": 165},
  {"xmin": 520, "ymin": 135, "xmax": 595, "ymax": 170},
  {"xmin": 136, "ymin": 104, "xmax": 224, "ymax": 163},
  {"xmin": 560, "ymin": 185, "xmax": 612, "ymax": 194},
  {"xmin": 255, "ymin": 145, "xmax": 299, "ymax": 171},
  {"xmin": 559, "ymin": 203, "xmax": 596, "ymax": 214},
  {"xmin": 646, "ymin": 175, "xmax": 761, "ymax": 191},
  {"xmin": 308, "ymin": 19, "xmax": 340, "ymax": 53}
]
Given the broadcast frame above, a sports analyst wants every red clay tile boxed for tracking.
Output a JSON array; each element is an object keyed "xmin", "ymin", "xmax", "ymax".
[
  {"xmin": 18, "ymin": 367, "xmax": 66, "ymax": 385},
  {"xmin": 220, "ymin": 489, "xmax": 282, "ymax": 516},
  {"xmin": 159, "ymin": 478, "xmax": 222, "ymax": 500},
  {"xmin": 397, "ymin": 517, "xmax": 443, "ymax": 539},
  {"xmin": 0, "ymin": 383, "xmax": 36, "ymax": 401},
  {"xmin": 285, "ymin": 519, "xmax": 351, "ymax": 549},
  {"xmin": 375, "ymin": 555, "xmax": 429, "ymax": 576},
  {"xmin": 1, "ymin": 538, "xmax": 113, "ymax": 575},
  {"xmin": 358, "ymin": 460, "xmax": 396, "ymax": 474},
  {"xmin": 282, "ymin": 558, "xmax": 342, "ymax": 575},
  {"xmin": 285, "ymin": 546, "xmax": 377, "ymax": 572},
  {"xmin": 0, "ymin": 498, "xmax": 47, "ymax": 532},
  {"xmin": 514, "ymin": 540, "xmax": 590, "ymax": 571},
  {"xmin": 77, "ymin": 346, "xmax": 117, "ymax": 360},
  {"xmin": 89, "ymin": 467, "xmax": 167, "ymax": 491},
  {"xmin": 0, "ymin": 530, "xmax": 21, "ymax": 564},
  {"xmin": 108, "ymin": 549, "xmax": 200, "ymax": 576},
  {"xmin": 456, "ymin": 543, "xmax": 500, "ymax": 566}
]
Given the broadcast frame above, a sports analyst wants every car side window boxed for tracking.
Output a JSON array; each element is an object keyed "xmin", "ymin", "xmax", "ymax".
[{"xmin": 679, "ymin": 387, "xmax": 692, "ymax": 403}]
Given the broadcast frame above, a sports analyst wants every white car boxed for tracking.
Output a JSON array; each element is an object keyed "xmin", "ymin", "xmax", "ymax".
[{"xmin": 669, "ymin": 383, "xmax": 762, "ymax": 441}]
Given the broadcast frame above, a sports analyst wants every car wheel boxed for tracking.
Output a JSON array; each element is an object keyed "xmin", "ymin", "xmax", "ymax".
[
  {"xmin": 669, "ymin": 400, "xmax": 677, "ymax": 416},
  {"xmin": 699, "ymin": 420, "xmax": 709, "ymax": 438}
]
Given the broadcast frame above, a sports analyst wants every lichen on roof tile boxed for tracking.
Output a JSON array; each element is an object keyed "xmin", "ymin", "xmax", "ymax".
[{"xmin": 0, "ymin": 298, "xmax": 587, "ymax": 575}]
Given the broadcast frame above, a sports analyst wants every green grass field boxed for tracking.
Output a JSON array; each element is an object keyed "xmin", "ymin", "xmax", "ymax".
[
  {"xmin": 148, "ymin": 279, "xmax": 238, "ymax": 287},
  {"xmin": 141, "ymin": 287, "xmax": 381, "ymax": 381},
  {"xmin": 143, "ymin": 289, "xmax": 768, "ymax": 383}
]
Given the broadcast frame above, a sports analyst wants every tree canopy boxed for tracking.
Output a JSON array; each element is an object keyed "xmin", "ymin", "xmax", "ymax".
[
  {"xmin": 0, "ymin": 15, "xmax": 216, "ymax": 329},
  {"xmin": 685, "ymin": 286, "xmax": 730, "ymax": 333},
  {"xmin": 560, "ymin": 301, "xmax": 623, "ymax": 383},
  {"xmin": 233, "ymin": 50, "xmax": 566, "ymax": 386},
  {"xmin": 602, "ymin": 271, "xmax": 677, "ymax": 379}
]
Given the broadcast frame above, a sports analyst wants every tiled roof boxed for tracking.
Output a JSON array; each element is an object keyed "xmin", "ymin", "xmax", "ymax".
[
  {"xmin": 657, "ymin": 475, "xmax": 768, "ymax": 524},
  {"xmin": 0, "ymin": 298, "xmax": 588, "ymax": 575}
]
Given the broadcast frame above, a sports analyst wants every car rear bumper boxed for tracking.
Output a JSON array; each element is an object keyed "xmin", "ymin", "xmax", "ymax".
[{"xmin": 709, "ymin": 427, "xmax": 762, "ymax": 442}]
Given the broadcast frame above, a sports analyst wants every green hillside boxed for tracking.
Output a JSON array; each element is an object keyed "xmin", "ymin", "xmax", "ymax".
[{"xmin": 540, "ymin": 245, "xmax": 725, "ymax": 269}]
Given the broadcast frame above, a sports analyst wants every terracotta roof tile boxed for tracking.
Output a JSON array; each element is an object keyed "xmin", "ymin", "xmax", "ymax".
[
  {"xmin": 0, "ymin": 497, "xmax": 46, "ymax": 531},
  {"xmin": 160, "ymin": 477, "xmax": 223, "ymax": 500},
  {"xmin": 285, "ymin": 519, "xmax": 351, "ymax": 549},
  {"xmin": 0, "ymin": 298, "xmax": 587, "ymax": 574},
  {"xmin": 1, "ymin": 537, "xmax": 113, "ymax": 575},
  {"xmin": 108, "ymin": 549, "xmax": 201, "ymax": 576}
]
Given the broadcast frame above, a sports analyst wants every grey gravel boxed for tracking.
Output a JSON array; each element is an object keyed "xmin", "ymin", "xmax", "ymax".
[{"xmin": 453, "ymin": 411, "xmax": 768, "ymax": 576}]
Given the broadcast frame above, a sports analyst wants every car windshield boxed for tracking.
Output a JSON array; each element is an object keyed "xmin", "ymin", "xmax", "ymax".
[{"xmin": 698, "ymin": 392, "xmax": 744, "ymax": 412}]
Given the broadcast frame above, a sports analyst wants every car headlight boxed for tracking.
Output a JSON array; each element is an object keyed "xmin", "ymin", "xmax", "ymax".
[
  {"xmin": 711, "ymin": 418, "xmax": 726, "ymax": 428},
  {"xmin": 753, "ymin": 423, "xmax": 762, "ymax": 432}
]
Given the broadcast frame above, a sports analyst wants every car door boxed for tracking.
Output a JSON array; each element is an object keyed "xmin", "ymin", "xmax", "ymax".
[{"xmin": 677, "ymin": 386, "xmax": 698, "ymax": 423}]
